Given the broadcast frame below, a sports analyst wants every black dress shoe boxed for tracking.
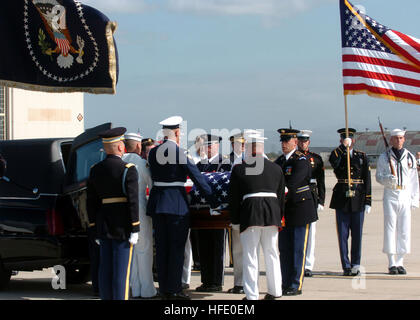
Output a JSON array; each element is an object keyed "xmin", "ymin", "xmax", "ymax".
[
  {"xmin": 351, "ymin": 269, "xmax": 361, "ymax": 276},
  {"xmin": 264, "ymin": 294, "xmax": 281, "ymax": 300},
  {"xmin": 166, "ymin": 291, "xmax": 191, "ymax": 300},
  {"xmin": 304, "ymin": 269, "xmax": 313, "ymax": 277},
  {"xmin": 227, "ymin": 286, "xmax": 244, "ymax": 294},
  {"xmin": 397, "ymin": 266, "xmax": 407, "ymax": 275},
  {"xmin": 388, "ymin": 266, "xmax": 398, "ymax": 275},
  {"xmin": 283, "ymin": 288, "xmax": 302, "ymax": 296},
  {"xmin": 196, "ymin": 284, "xmax": 222, "ymax": 292},
  {"xmin": 343, "ymin": 268, "xmax": 352, "ymax": 276}
]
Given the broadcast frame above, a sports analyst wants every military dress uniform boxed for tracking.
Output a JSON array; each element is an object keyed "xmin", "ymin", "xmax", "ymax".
[
  {"xmin": 195, "ymin": 134, "xmax": 231, "ymax": 292},
  {"xmin": 87, "ymin": 128, "xmax": 140, "ymax": 300},
  {"xmin": 329, "ymin": 128, "xmax": 371, "ymax": 276},
  {"xmin": 122, "ymin": 133, "xmax": 157, "ymax": 298},
  {"xmin": 229, "ymin": 139, "xmax": 285, "ymax": 300},
  {"xmin": 226, "ymin": 133, "xmax": 246, "ymax": 294},
  {"xmin": 297, "ymin": 130, "xmax": 326, "ymax": 276},
  {"xmin": 146, "ymin": 117, "xmax": 217, "ymax": 299},
  {"xmin": 275, "ymin": 129, "xmax": 318, "ymax": 296},
  {"xmin": 376, "ymin": 129, "xmax": 419, "ymax": 274}
]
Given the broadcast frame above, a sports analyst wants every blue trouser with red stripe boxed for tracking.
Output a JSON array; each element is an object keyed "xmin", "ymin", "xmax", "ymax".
[
  {"xmin": 279, "ymin": 224, "xmax": 311, "ymax": 291},
  {"xmin": 99, "ymin": 239, "xmax": 134, "ymax": 300}
]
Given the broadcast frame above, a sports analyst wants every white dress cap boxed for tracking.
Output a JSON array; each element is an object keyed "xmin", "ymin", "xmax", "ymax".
[
  {"xmin": 390, "ymin": 129, "xmax": 406, "ymax": 137},
  {"xmin": 298, "ymin": 130, "xmax": 313, "ymax": 138},
  {"xmin": 246, "ymin": 133, "xmax": 267, "ymax": 143},
  {"xmin": 159, "ymin": 116, "xmax": 183, "ymax": 129},
  {"xmin": 124, "ymin": 132, "xmax": 143, "ymax": 142}
]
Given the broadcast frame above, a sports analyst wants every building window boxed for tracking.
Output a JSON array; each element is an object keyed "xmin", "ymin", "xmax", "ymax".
[{"xmin": 0, "ymin": 87, "xmax": 5, "ymax": 140}]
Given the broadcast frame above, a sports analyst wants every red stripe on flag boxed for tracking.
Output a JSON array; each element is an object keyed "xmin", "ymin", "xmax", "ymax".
[
  {"xmin": 383, "ymin": 33, "xmax": 420, "ymax": 68},
  {"xmin": 393, "ymin": 30, "xmax": 420, "ymax": 54},
  {"xmin": 343, "ymin": 69, "xmax": 420, "ymax": 88},
  {"xmin": 344, "ymin": 83, "xmax": 420, "ymax": 102},
  {"xmin": 342, "ymin": 54, "xmax": 420, "ymax": 74}
]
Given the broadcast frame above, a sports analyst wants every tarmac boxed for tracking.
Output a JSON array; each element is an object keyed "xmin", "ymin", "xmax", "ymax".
[{"xmin": 0, "ymin": 169, "xmax": 419, "ymax": 300}]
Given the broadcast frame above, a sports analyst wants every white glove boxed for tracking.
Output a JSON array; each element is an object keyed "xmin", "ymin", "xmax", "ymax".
[
  {"xmin": 343, "ymin": 138, "xmax": 352, "ymax": 148},
  {"xmin": 210, "ymin": 208, "xmax": 221, "ymax": 216},
  {"xmin": 364, "ymin": 205, "xmax": 371, "ymax": 214},
  {"xmin": 317, "ymin": 204, "xmax": 324, "ymax": 212},
  {"xmin": 128, "ymin": 232, "xmax": 139, "ymax": 245},
  {"xmin": 231, "ymin": 224, "xmax": 240, "ymax": 231},
  {"xmin": 411, "ymin": 202, "xmax": 419, "ymax": 210},
  {"xmin": 95, "ymin": 239, "xmax": 100, "ymax": 245}
]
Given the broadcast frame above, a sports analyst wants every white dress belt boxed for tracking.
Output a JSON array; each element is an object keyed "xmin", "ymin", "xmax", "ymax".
[
  {"xmin": 242, "ymin": 192, "xmax": 277, "ymax": 201},
  {"xmin": 154, "ymin": 181, "xmax": 186, "ymax": 187}
]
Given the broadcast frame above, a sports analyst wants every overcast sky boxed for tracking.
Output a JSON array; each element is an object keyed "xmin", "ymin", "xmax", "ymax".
[{"xmin": 82, "ymin": 0, "xmax": 420, "ymax": 152}]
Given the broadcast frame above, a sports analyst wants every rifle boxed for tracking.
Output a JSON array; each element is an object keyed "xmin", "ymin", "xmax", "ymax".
[{"xmin": 378, "ymin": 117, "xmax": 396, "ymax": 176}]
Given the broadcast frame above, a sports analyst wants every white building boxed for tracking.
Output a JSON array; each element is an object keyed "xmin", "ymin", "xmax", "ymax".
[{"xmin": 0, "ymin": 86, "xmax": 84, "ymax": 140}]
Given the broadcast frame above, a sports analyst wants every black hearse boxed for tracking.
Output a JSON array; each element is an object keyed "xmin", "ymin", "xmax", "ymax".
[{"xmin": 0, "ymin": 123, "xmax": 111, "ymax": 288}]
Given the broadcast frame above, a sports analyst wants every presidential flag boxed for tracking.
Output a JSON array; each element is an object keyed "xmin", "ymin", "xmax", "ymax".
[
  {"xmin": 189, "ymin": 171, "xmax": 231, "ymax": 209},
  {"xmin": 0, "ymin": 0, "xmax": 119, "ymax": 94},
  {"xmin": 340, "ymin": 0, "xmax": 420, "ymax": 105}
]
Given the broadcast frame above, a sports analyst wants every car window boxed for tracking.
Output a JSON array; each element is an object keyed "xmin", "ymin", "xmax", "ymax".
[{"xmin": 74, "ymin": 139, "xmax": 106, "ymax": 182}]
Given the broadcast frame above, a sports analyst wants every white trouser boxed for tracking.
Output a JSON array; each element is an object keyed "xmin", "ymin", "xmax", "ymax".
[
  {"xmin": 240, "ymin": 226, "xmax": 282, "ymax": 300},
  {"xmin": 387, "ymin": 254, "xmax": 405, "ymax": 268},
  {"xmin": 305, "ymin": 221, "xmax": 316, "ymax": 271},
  {"xmin": 182, "ymin": 229, "xmax": 193, "ymax": 285},
  {"xmin": 232, "ymin": 228, "xmax": 243, "ymax": 286},
  {"xmin": 383, "ymin": 190, "xmax": 412, "ymax": 259},
  {"xmin": 130, "ymin": 212, "xmax": 157, "ymax": 298}
]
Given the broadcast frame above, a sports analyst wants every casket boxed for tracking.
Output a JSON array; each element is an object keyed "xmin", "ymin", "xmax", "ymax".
[{"xmin": 189, "ymin": 207, "xmax": 231, "ymax": 229}]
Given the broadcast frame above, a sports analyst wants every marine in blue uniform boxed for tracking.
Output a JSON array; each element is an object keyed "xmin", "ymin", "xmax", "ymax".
[
  {"xmin": 195, "ymin": 134, "xmax": 231, "ymax": 293},
  {"xmin": 146, "ymin": 117, "xmax": 218, "ymax": 300},
  {"xmin": 87, "ymin": 127, "xmax": 140, "ymax": 300},
  {"xmin": 329, "ymin": 128, "xmax": 372, "ymax": 276},
  {"xmin": 274, "ymin": 128, "xmax": 318, "ymax": 296}
]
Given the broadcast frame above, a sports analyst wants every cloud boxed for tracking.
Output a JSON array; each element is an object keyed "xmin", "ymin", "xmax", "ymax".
[
  {"xmin": 166, "ymin": 0, "xmax": 334, "ymax": 17},
  {"xmin": 80, "ymin": 0, "xmax": 151, "ymax": 13}
]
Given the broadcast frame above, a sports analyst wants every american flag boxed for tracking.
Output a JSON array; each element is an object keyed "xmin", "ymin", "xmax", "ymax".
[
  {"xmin": 340, "ymin": 0, "xmax": 420, "ymax": 105},
  {"xmin": 189, "ymin": 172, "xmax": 231, "ymax": 209}
]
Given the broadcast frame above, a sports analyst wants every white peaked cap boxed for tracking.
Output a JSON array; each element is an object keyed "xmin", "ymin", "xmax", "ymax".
[
  {"xmin": 244, "ymin": 129, "xmax": 264, "ymax": 141},
  {"xmin": 246, "ymin": 133, "xmax": 267, "ymax": 143},
  {"xmin": 125, "ymin": 132, "xmax": 143, "ymax": 142},
  {"xmin": 159, "ymin": 116, "xmax": 183, "ymax": 129},
  {"xmin": 391, "ymin": 129, "xmax": 406, "ymax": 137},
  {"xmin": 298, "ymin": 130, "xmax": 313, "ymax": 138}
]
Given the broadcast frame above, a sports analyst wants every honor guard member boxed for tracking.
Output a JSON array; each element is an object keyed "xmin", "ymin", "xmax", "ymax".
[
  {"xmin": 275, "ymin": 128, "xmax": 317, "ymax": 296},
  {"xmin": 297, "ymin": 130, "xmax": 326, "ymax": 277},
  {"xmin": 122, "ymin": 132, "xmax": 157, "ymax": 298},
  {"xmin": 141, "ymin": 138, "xmax": 156, "ymax": 160},
  {"xmin": 86, "ymin": 127, "xmax": 140, "ymax": 300},
  {"xmin": 329, "ymin": 128, "xmax": 372, "ymax": 276},
  {"xmin": 195, "ymin": 134, "xmax": 231, "ymax": 293},
  {"xmin": 376, "ymin": 129, "xmax": 419, "ymax": 274},
  {"xmin": 147, "ymin": 116, "xmax": 218, "ymax": 300},
  {"xmin": 226, "ymin": 132, "xmax": 246, "ymax": 294},
  {"xmin": 229, "ymin": 134, "xmax": 285, "ymax": 300},
  {"xmin": 0, "ymin": 153, "xmax": 6, "ymax": 177}
]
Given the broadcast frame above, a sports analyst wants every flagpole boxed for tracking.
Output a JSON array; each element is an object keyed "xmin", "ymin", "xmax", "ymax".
[{"xmin": 344, "ymin": 95, "xmax": 354, "ymax": 198}]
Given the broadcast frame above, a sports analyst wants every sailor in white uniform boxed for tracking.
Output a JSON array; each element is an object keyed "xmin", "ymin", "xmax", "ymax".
[
  {"xmin": 376, "ymin": 129, "xmax": 419, "ymax": 275},
  {"xmin": 123, "ymin": 132, "xmax": 157, "ymax": 298}
]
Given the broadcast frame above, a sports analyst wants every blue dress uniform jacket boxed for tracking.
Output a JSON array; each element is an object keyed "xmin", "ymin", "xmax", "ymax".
[
  {"xmin": 329, "ymin": 144, "xmax": 372, "ymax": 212},
  {"xmin": 87, "ymin": 154, "xmax": 140, "ymax": 240},
  {"xmin": 275, "ymin": 151, "xmax": 318, "ymax": 227},
  {"xmin": 147, "ymin": 139, "xmax": 216, "ymax": 216}
]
